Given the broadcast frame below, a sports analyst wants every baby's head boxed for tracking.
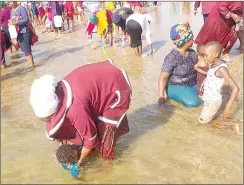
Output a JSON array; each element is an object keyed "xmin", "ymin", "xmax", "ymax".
[
  {"xmin": 56, "ymin": 144, "xmax": 80, "ymax": 165},
  {"xmin": 196, "ymin": 44, "xmax": 205, "ymax": 60},
  {"xmin": 203, "ymin": 41, "xmax": 223, "ymax": 65}
]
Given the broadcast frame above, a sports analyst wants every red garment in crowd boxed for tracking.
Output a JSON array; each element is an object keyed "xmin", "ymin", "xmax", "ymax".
[
  {"xmin": 64, "ymin": 2, "xmax": 74, "ymax": 20},
  {"xmin": 0, "ymin": 7, "xmax": 11, "ymax": 27},
  {"xmin": 45, "ymin": 7, "xmax": 53, "ymax": 21},
  {"xmin": 107, "ymin": 10, "xmax": 113, "ymax": 25},
  {"xmin": 38, "ymin": 7, "xmax": 45, "ymax": 20},
  {"xmin": 78, "ymin": 1, "xmax": 83, "ymax": 6},
  {"xmin": 45, "ymin": 60, "xmax": 132, "ymax": 160},
  {"xmin": 1, "ymin": 31, "xmax": 5, "ymax": 65},
  {"xmin": 130, "ymin": 1, "xmax": 139, "ymax": 7},
  {"xmin": 194, "ymin": 1, "xmax": 217, "ymax": 15},
  {"xmin": 195, "ymin": 2, "xmax": 243, "ymax": 53},
  {"xmin": 5, "ymin": 5, "xmax": 11, "ymax": 20}
]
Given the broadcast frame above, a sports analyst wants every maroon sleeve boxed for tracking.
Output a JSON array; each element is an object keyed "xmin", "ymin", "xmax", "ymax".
[
  {"xmin": 68, "ymin": 104, "xmax": 100, "ymax": 149},
  {"xmin": 217, "ymin": 2, "xmax": 232, "ymax": 19}
]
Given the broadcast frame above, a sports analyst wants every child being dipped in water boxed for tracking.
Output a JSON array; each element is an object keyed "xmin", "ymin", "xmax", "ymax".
[
  {"xmin": 194, "ymin": 44, "xmax": 209, "ymax": 98},
  {"xmin": 56, "ymin": 144, "xmax": 83, "ymax": 178},
  {"xmin": 199, "ymin": 41, "xmax": 240, "ymax": 126}
]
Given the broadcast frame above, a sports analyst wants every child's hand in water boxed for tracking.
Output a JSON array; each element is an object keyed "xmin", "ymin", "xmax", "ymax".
[
  {"xmin": 224, "ymin": 106, "xmax": 231, "ymax": 119},
  {"xmin": 158, "ymin": 97, "xmax": 166, "ymax": 106}
]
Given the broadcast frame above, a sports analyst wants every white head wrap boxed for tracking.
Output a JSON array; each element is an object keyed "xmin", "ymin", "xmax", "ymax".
[{"xmin": 30, "ymin": 74, "xmax": 59, "ymax": 118}]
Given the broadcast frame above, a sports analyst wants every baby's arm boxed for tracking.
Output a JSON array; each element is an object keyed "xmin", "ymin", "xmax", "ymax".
[
  {"xmin": 194, "ymin": 64, "xmax": 208, "ymax": 75},
  {"xmin": 217, "ymin": 67, "xmax": 239, "ymax": 118}
]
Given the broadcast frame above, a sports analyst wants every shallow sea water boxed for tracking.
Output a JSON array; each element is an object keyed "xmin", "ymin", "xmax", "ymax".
[{"xmin": 1, "ymin": 2, "xmax": 243, "ymax": 184}]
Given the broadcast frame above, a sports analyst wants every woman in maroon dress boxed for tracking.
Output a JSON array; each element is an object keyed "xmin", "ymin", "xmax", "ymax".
[
  {"xmin": 195, "ymin": 2, "xmax": 243, "ymax": 62},
  {"xmin": 30, "ymin": 59, "xmax": 131, "ymax": 165}
]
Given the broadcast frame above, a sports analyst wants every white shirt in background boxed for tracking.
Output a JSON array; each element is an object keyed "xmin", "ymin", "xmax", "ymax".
[
  {"xmin": 126, "ymin": 13, "xmax": 152, "ymax": 45},
  {"xmin": 82, "ymin": 2, "xmax": 101, "ymax": 13}
]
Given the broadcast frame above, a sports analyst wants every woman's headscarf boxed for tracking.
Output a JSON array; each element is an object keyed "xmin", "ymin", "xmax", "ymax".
[
  {"xmin": 30, "ymin": 74, "xmax": 59, "ymax": 118},
  {"xmin": 170, "ymin": 22, "xmax": 193, "ymax": 47},
  {"xmin": 88, "ymin": 13, "xmax": 98, "ymax": 25}
]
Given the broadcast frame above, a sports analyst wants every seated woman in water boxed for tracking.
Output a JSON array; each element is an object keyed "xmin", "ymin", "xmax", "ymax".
[
  {"xmin": 158, "ymin": 23, "xmax": 203, "ymax": 107},
  {"xmin": 30, "ymin": 59, "xmax": 131, "ymax": 167}
]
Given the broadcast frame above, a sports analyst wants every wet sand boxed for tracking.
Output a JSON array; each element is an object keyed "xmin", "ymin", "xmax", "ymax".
[{"xmin": 1, "ymin": 2, "xmax": 243, "ymax": 184}]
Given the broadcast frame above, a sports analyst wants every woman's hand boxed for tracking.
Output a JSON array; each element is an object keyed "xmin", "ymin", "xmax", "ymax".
[
  {"xmin": 158, "ymin": 97, "xmax": 166, "ymax": 106},
  {"xmin": 193, "ymin": 8, "xmax": 197, "ymax": 16},
  {"xmin": 56, "ymin": 139, "xmax": 67, "ymax": 145},
  {"xmin": 231, "ymin": 13, "xmax": 242, "ymax": 23}
]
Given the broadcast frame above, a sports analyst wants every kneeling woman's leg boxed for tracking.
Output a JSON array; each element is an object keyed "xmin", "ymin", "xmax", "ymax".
[
  {"xmin": 166, "ymin": 85, "xmax": 203, "ymax": 107},
  {"xmin": 126, "ymin": 20, "xmax": 143, "ymax": 56}
]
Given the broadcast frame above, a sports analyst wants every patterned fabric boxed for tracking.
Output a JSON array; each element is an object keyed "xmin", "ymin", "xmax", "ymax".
[
  {"xmin": 170, "ymin": 23, "xmax": 193, "ymax": 47},
  {"xmin": 161, "ymin": 48, "xmax": 197, "ymax": 87},
  {"xmin": 203, "ymin": 62, "xmax": 227, "ymax": 101}
]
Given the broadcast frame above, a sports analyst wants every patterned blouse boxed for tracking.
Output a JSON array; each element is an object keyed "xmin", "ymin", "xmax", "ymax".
[{"xmin": 161, "ymin": 48, "xmax": 197, "ymax": 87}]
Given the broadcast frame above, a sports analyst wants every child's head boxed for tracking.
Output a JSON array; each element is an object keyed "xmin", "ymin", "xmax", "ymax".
[
  {"xmin": 203, "ymin": 41, "xmax": 223, "ymax": 65},
  {"xmin": 196, "ymin": 44, "xmax": 205, "ymax": 60},
  {"xmin": 56, "ymin": 144, "xmax": 80, "ymax": 164},
  {"xmin": 88, "ymin": 14, "xmax": 98, "ymax": 25},
  {"xmin": 170, "ymin": 22, "xmax": 194, "ymax": 49}
]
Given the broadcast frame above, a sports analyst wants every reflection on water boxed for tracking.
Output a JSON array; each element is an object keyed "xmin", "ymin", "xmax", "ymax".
[
  {"xmin": 1, "ymin": 2, "xmax": 243, "ymax": 184},
  {"xmin": 182, "ymin": 1, "xmax": 191, "ymax": 15}
]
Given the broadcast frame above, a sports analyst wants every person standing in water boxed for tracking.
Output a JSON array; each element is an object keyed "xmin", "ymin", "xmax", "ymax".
[
  {"xmin": 8, "ymin": 1, "xmax": 37, "ymax": 68},
  {"xmin": 30, "ymin": 59, "xmax": 132, "ymax": 165},
  {"xmin": 51, "ymin": 1, "xmax": 63, "ymax": 35},
  {"xmin": 199, "ymin": 41, "xmax": 239, "ymax": 124},
  {"xmin": 88, "ymin": 8, "xmax": 114, "ymax": 48},
  {"xmin": 195, "ymin": 2, "xmax": 243, "ymax": 62},
  {"xmin": 126, "ymin": 12, "xmax": 153, "ymax": 56},
  {"xmin": 64, "ymin": 1, "xmax": 75, "ymax": 32},
  {"xmin": 193, "ymin": 1, "xmax": 216, "ymax": 23}
]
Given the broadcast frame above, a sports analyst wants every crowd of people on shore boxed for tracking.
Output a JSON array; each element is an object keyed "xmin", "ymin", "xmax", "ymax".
[{"xmin": 1, "ymin": 1, "xmax": 243, "ymax": 179}]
